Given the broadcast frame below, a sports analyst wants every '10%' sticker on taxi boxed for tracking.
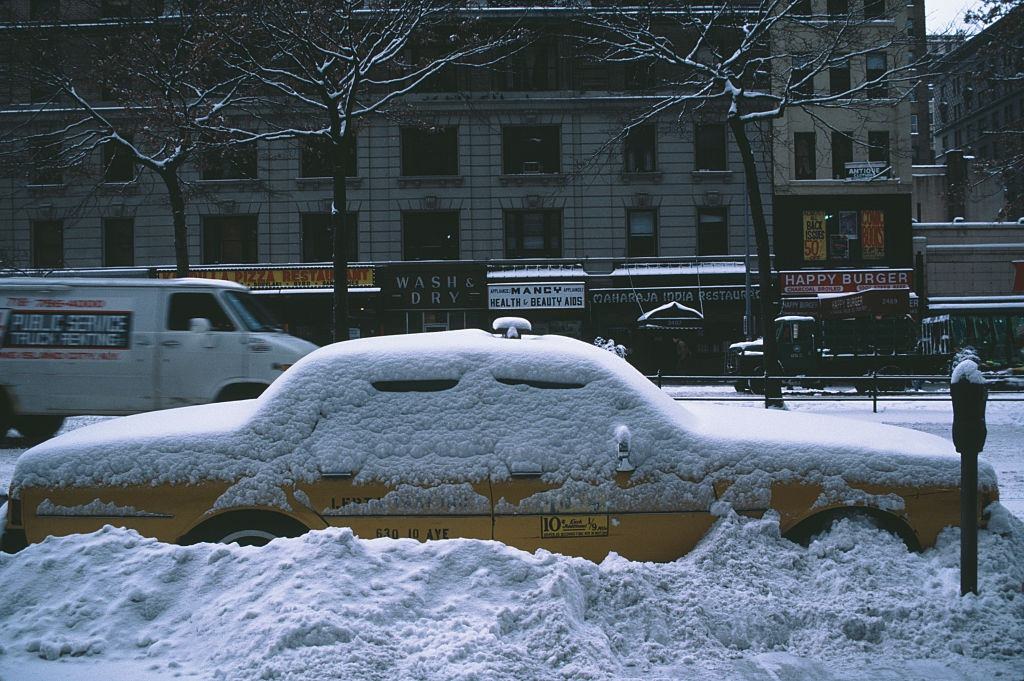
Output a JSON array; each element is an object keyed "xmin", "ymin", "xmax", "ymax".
[{"xmin": 541, "ymin": 515, "xmax": 609, "ymax": 538}]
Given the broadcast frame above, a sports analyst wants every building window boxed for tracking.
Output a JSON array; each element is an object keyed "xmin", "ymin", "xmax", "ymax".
[
  {"xmin": 28, "ymin": 139, "xmax": 62, "ymax": 185},
  {"xmin": 911, "ymin": 114, "xmax": 919, "ymax": 135},
  {"xmin": 832, "ymin": 130, "xmax": 853, "ymax": 178},
  {"xmin": 31, "ymin": 220, "xmax": 63, "ymax": 268},
  {"xmin": 200, "ymin": 144, "xmax": 257, "ymax": 180},
  {"xmin": 300, "ymin": 213, "xmax": 358, "ymax": 262},
  {"xmin": 791, "ymin": 0, "xmax": 811, "ymax": 15},
  {"xmin": 504, "ymin": 210, "xmax": 561, "ymax": 258},
  {"xmin": 402, "ymin": 211, "xmax": 460, "ymax": 260},
  {"xmin": 794, "ymin": 132, "xmax": 817, "ymax": 179},
  {"xmin": 624, "ymin": 59, "xmax": 656, "ymax": 91},
  {"xmin": 299, "ymin": 136, "xmax": 357, "ymax": 178},
  {"xmin": 101, "ymin": 0, "xmax": 132, "ymax": 17},
  {"xmin": 623, "ymin": 124, "xmax": 656, "ymax": 173},
  {"xmin": 697, "ymin": 208, "xmax": 728, "ymax": 256},
  {"xmin": 942, "ymin": 134, "xmax": 949, "ymax": 151},
  {"xmin": 167, "ymin": 293, "xmax": 235, "ymax": 331},
  {"xmin": 103, "ymin": 217, "xmax": 134, "ymax": 266},
  {"xmin": 202, "ymin": 215, "xmax": 258, "ymax": 264},
  {"xmin": 827, "ymin": 0, "xmax": 848, "ymax": 16},
  {"xmin": 493, "ymin": 37, "xmax": 559, "ymax": 91},
  {"xmin": 829, "ymin": 59, "xmax": 851, "ymax": 95},
  {"xmin": 502, "ymin": 126, "xmax": 560, "ymax": 174},
  {"xmin": 401, "ymin": 127, "xmax": 458, "ymax": 176},
  {"xmin": 866, "ymin": 52, "xmax": 888, "ymax": 98},
  {"xmin": 694, "ymin": 123, "xmax": 727, "ymax": 171},
  {"xmin": 627, "ymin": 210, "xmax": 657, "ymax": 257},
  {"xmin": 864, "ymin": 0, "xmax": 885, "ymax": 19},
  {"xmin": 29, "ymin": 0, "xmax": 59, "ymax": 20},
  {"xmin": 868, "ymin": 130, "xmax": 890, "ymax": 176},
  {"xmin": 790, "ymin": 55, "xmax": 815, "ymax": 99},
  {"xmin": 102, "ymin": 140, "xmax": 134, "ymax": 183}
]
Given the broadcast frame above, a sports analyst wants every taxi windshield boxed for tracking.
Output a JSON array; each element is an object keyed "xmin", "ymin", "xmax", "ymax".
[{"xmin": 223, "ymin": 291, "xmax": 283, "ymax": 332}]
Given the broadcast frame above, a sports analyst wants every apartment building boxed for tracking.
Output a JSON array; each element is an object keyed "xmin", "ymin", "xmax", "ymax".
[{"xmin": 0, "ymin": 0, "xmax": 922, "ymax": 366}]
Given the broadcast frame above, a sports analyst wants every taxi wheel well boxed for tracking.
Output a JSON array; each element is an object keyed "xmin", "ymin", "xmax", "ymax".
[
  {"xmin": 215, "ymin": 383, "xmax": 269, "ymax": 402},
  {"xmin": 784, "ymin": 507, "xmax": 921, "ymax": 553},
  {"xmin": 178, "ymin": 510, "xmax": 309, "ymax": 546}
]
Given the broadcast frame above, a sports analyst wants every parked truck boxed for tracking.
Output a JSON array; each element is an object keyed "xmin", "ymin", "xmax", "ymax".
[
  {"xmin": 0, "ymin": 278, "xmax": 317, "ymax": 441},
  {"xmin": 724, "ymin": 289, "xmax": 939, "ymax": 392}
]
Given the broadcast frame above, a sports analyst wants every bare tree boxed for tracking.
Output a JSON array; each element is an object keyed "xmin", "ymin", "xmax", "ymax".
[
  {"xmin": 215, "ymin": 0, "xmax": 520, "ymax": 341},
  {"xmin": 577, "ymin": 0, "xmax": 922, "ymax": 398},
  {"xmin": 0, "ymin": 2, "xmax": 250, "ymax": 276}
]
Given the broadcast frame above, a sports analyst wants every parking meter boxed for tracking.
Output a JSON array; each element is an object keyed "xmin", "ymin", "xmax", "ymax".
[{"xmin": 950, "ymin": 358, "xmax": 988, "ymax": 596}]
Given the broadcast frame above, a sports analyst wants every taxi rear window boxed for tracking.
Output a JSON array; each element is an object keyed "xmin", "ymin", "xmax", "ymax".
[
  {"xmin": 372, "ymin": 379, "xmax": 459, "ymax": 392},
  {"xmin": 495, "ymin": 378, "xmax": 586, "ymax": 390}
]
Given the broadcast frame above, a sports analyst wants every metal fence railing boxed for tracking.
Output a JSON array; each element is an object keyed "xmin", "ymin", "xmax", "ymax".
[{"xmin": 646, "ymin": 372, "xmax": 1024, "ymax": 412}]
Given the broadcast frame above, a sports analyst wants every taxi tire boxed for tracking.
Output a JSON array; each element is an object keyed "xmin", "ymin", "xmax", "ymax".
[
  {"xmin": 14, "ymin": 415, "xmax": 65, "ymax": 444},
  {"xmin": 784, "ymin": 508, "xmax": 921, "ymax": 552},
  {"xmin": 178, "ymin": 510, "xmax": 309, "ymax": 547}
]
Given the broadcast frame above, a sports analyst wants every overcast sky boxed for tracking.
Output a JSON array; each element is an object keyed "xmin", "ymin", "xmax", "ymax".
[{"xmin": 925, "ymin": 0, "xmax": 984, "ymax": 34}]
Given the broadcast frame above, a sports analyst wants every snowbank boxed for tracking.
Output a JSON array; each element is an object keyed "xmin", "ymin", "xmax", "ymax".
[
  {"xmin": 11, "ymin": 331, "xmax": 991, "ymax": 513},
  {"xmin": 1, "ymin": 511, "xmax": 1022, "ymax": 680}
]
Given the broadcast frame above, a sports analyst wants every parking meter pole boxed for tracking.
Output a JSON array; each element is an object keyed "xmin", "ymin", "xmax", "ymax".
[
  {"xmin": 950, "ymin": 357, "xmax": 987, "ymax": 598},
  {"xmin": 960, "ymin": 449, "xmax": 978, "ymax": 596}
]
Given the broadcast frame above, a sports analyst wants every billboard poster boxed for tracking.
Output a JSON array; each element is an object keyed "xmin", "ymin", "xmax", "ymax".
[
  {"xmin": 830, "ymin": 234, "xmax": 850, "ymax": 260},
  {"xmin": 839, "ymin": 210, "xmax": 859, "ymax": 238},
  {"xmin": 860, "ymin": 210, "xmax": 885, "ymax": 260},
  {"xmin": 802, "ymin": 210, "xmax": 826, "ymax": 262}
]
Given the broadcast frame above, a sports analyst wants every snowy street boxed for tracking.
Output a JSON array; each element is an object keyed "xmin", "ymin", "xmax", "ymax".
[{"xmin": 0, "ymin": 388, "xmax": 1022, "ymax": 681}]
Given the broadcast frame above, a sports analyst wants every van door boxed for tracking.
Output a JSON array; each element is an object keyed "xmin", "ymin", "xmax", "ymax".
[{"xmin": 156, "ymin": 291, "xmax": 248, "ymax": 407}]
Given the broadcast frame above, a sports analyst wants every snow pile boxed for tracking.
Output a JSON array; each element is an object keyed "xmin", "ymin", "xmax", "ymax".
[
  {"xmin": 1, "ymin": 511, "xmax": 1022, "ymax": 680},
  {"xmin": 10, "ymin": 330, "xmax": 991, "ymax": 516}
]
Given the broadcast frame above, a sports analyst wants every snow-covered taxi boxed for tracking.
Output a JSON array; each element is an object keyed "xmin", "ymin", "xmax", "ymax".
[{"xmin": 2, "ymin": 323, "xmax": 998, "ymax": 559}]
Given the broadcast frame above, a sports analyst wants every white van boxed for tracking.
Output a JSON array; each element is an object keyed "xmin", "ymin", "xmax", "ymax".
[{"xmin": 0, "ymin": 278, "xmax": 318, "ymax": 441}]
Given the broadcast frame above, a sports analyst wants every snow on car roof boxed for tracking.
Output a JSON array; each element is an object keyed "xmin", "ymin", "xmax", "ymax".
[{"xmin": 10, "ymin": 330, "xmax": 987, "ymax": 510}]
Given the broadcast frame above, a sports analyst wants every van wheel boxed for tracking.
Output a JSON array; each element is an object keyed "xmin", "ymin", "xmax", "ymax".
[
  {"xmin": 784, "ymin": 508, "xmax": 920, "ymax": 552},
  {"xmin": 748, "ymin": 366, "xmax": 765, "ymax": 395},
  {"xmin": 0, "ymin": 392, "xmax": 12, "ymax": 439},
  {"xmin": 178, "ymin": 510, "xmax": 309, "ymax": 547},
  {"xmin": 215, "ymin": 384, "xmax": 268, "ymax": 402},
  {"xmin": 14, "ymin": 416, "xmax": 65, "ymax": 444}
]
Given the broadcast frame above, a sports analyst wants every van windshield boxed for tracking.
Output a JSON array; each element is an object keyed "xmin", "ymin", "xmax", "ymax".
[{"xmin": 223, "ymin": 291, "xmax": 283, "ymax": 332}]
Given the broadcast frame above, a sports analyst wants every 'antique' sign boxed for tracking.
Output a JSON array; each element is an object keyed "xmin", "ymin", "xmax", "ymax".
[
  {"xmin": 488, "ymin": 283, "xmax": 585, "ymax": 310},
  {"xmin": 780, "ymin": 269, "xmax": 912, "ymax": 295},
  {"xmin": 383, "ymin": 265, "xmax": 486, "ymax": 311}
]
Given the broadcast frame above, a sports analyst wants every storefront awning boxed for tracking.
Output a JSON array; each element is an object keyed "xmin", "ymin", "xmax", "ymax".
[{"xmin": 636, "ymin": 301, "xmax": 705, "ymax": 331}]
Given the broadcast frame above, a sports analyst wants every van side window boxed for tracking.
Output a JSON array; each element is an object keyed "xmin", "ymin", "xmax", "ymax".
[{"xmin": 167, "ymin": 293, "xmax": 235, "ymax": 331}]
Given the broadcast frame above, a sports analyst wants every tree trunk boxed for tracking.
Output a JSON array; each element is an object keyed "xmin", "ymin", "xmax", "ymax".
[
  {"xmin": 162, "ymin": 169, "xmax": 190, "ymax": 277},
  {"xmin": 728, "ymin": 117, "xmax": 782, "ymax": 404},
  {"xmin": 330, "ymin": 132, "xmax": 350, "ymax": 343}
]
